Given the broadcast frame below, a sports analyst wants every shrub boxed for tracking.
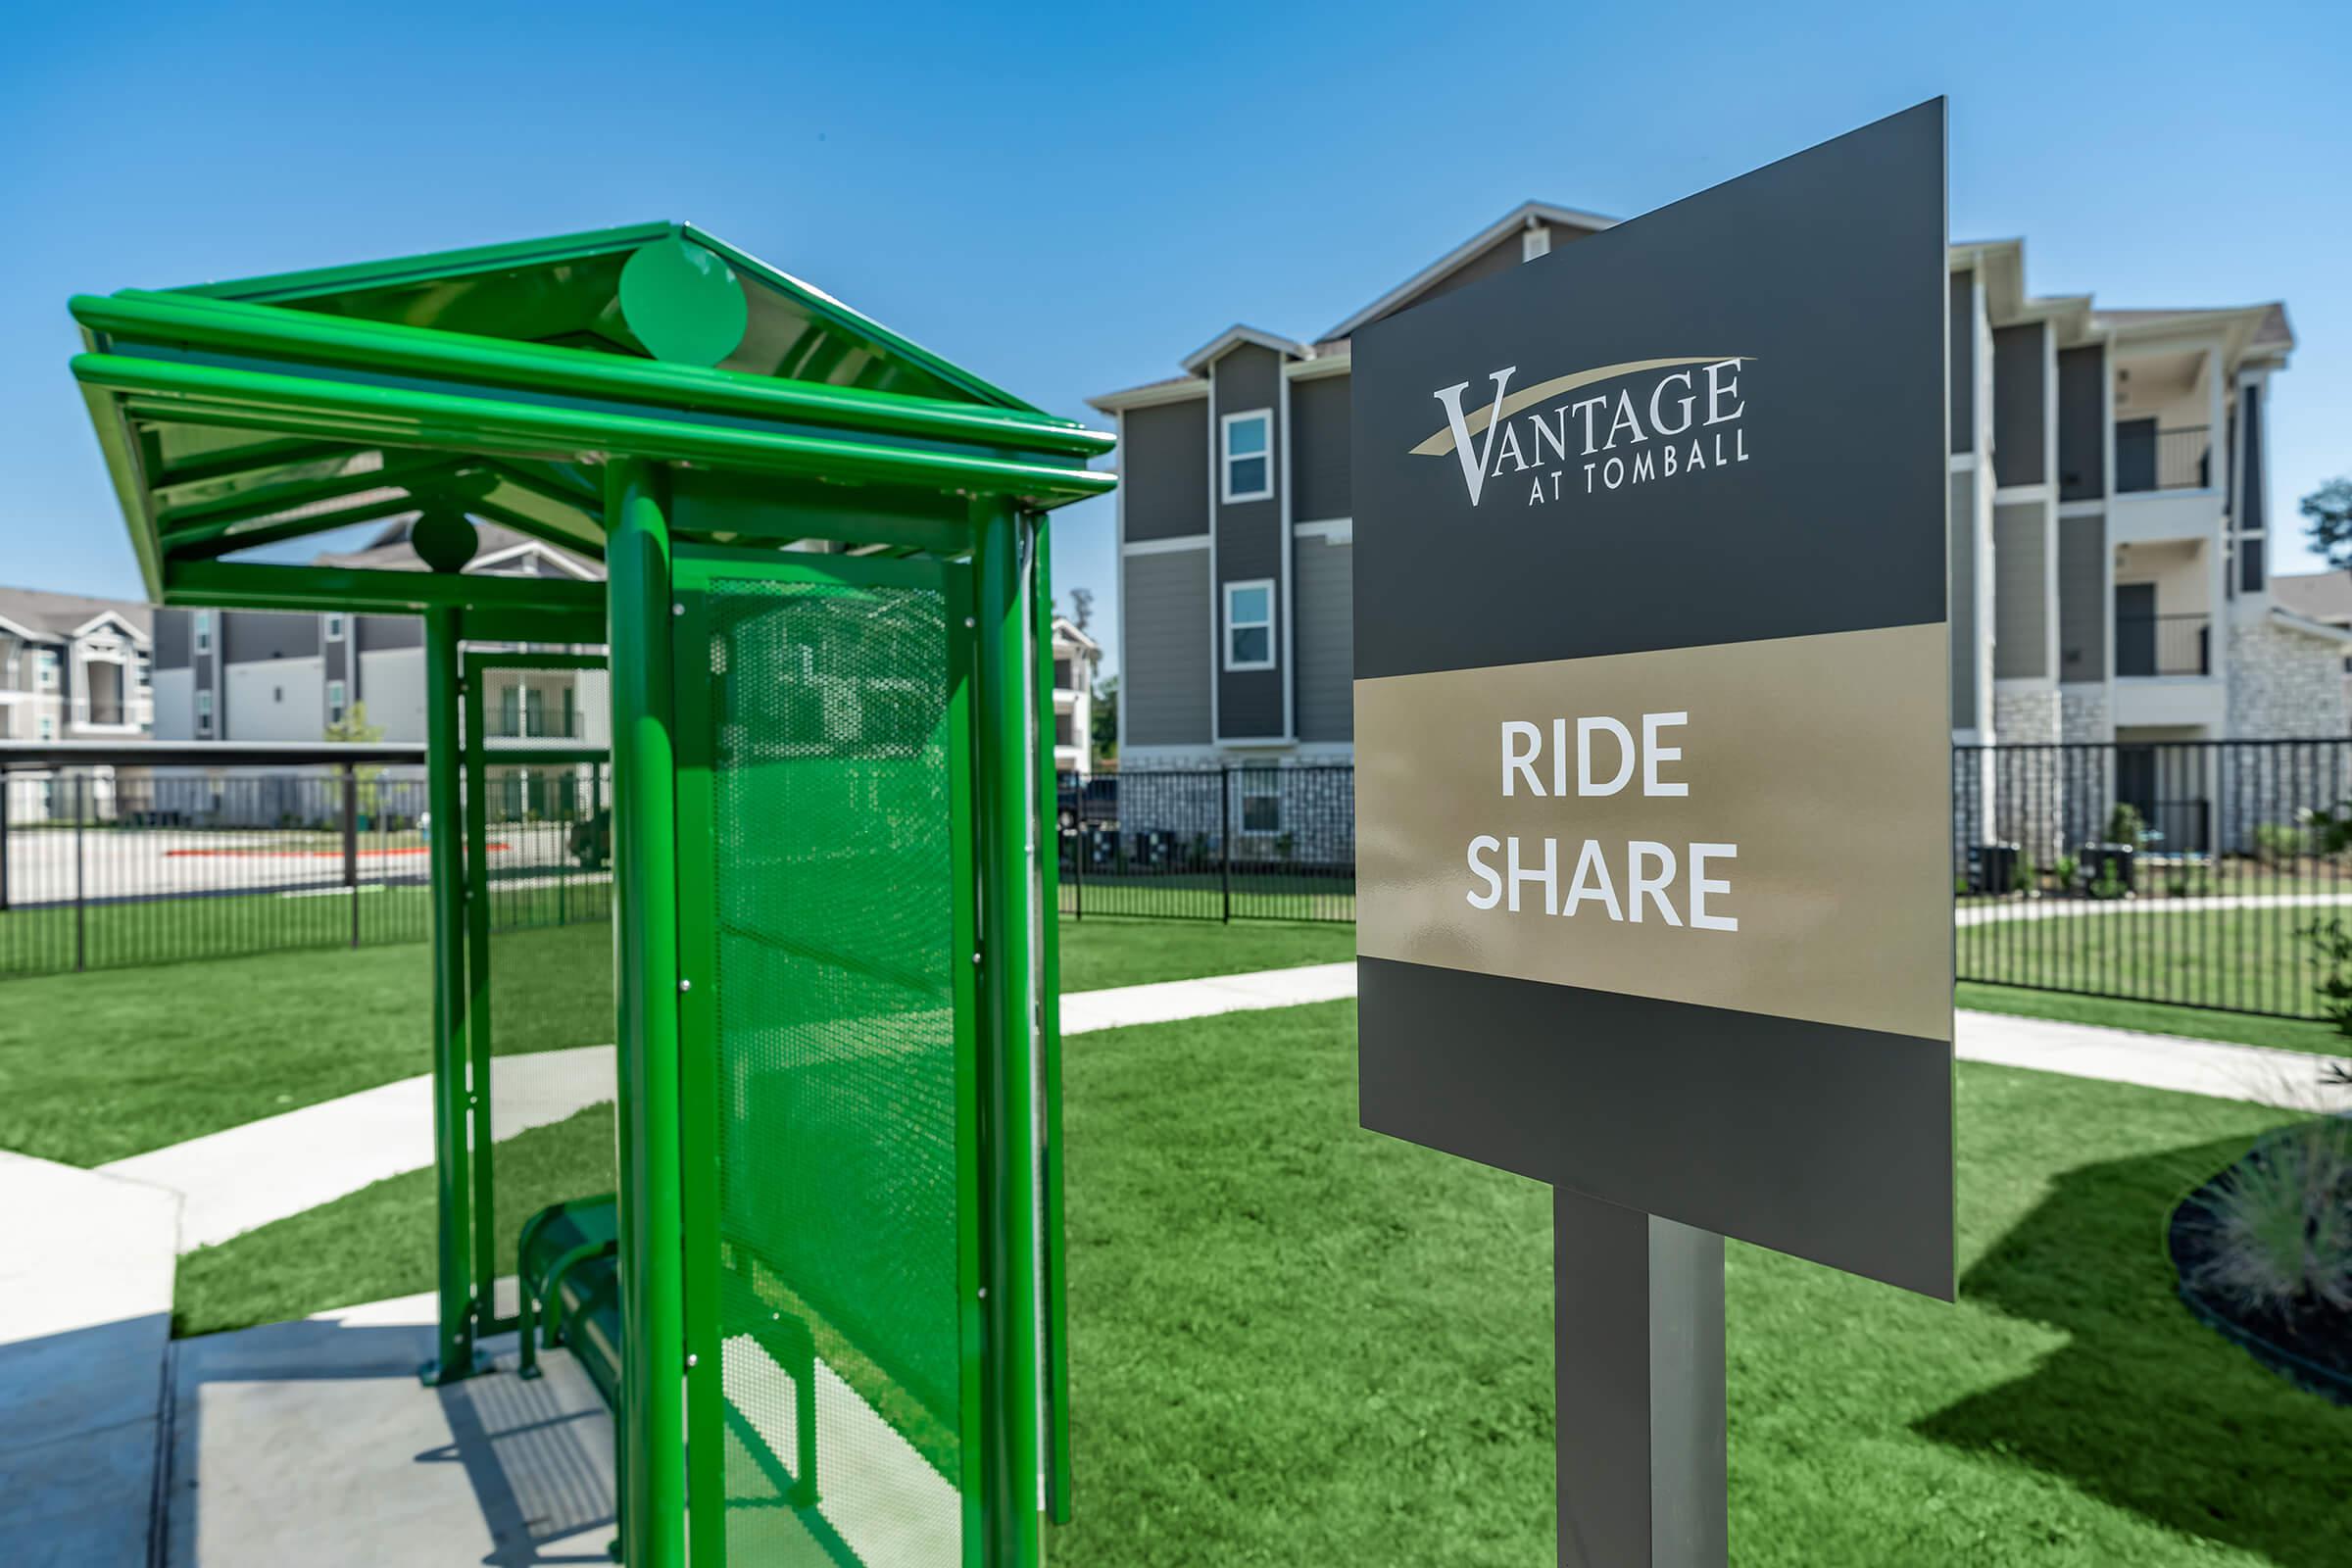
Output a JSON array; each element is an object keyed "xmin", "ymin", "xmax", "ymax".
[
  {"xmin": 2089, "ymin": 861, "xmax": 2127, "ymax": 901},
  {"xmin": 2106, "ymin": 801, "xmax": 2146, "ymax": 848},
  {"xmin": 2166, "ymin": 863, "xmax": 2211, "ymax": 899},
  {"xmin": 2052, "ymin": 853, "xmax": 2079, "ymax": 891},
  {"xmin": 2186, "ymin": 1118, "xmax": 2352, "ymax": 1319},
  {"xmin": 2010, "ymin": 856, "xmax": 2034, "ymax": 894},
  {"xmin": 2255, "ymin": 821, "xmax": 2309, "ymax": 865},
  {"xmin": 2302, "ymin": 918, "xmax": 2352, "ymax": 1037}
]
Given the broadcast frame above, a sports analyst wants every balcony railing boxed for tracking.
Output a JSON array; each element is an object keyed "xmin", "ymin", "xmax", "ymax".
[
  {"xmin": 2115, "ymin": 424, "xmax": 2212, "ymax": 494},
  {"xmin": 2115, "ymin": 612, "xmax": 2210, "ymax": 677}
]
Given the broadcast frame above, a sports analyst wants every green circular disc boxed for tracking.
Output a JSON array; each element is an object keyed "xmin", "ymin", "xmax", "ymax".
[
  {"xmin": 410, "ymin": 506, "xmax": 479, "ymax": 574},
  {"xmin": 619, "ymin": 236, "xmax": 749, "ymax": 367}
]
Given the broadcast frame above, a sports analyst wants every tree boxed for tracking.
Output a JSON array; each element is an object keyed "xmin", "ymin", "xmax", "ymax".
[
  {"xmin": 2300, "ymin": 476, "xmax": 2352, "ymax": 570},
  {"xmin": 324, "ymin": 701, "xmax": 387, "ymax": 816},
  {"xmin": 1091, "ymin": 673, "xmax": 1118, "ymax": 764},
  {"xmin": 1067, "ymin": 586, "xmax": 1094, "ymax": 633}
]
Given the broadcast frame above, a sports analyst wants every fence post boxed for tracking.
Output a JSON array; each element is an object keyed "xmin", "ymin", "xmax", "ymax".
[
  {"xmin": 1068, "ymin": 778, "xmax": 1083, "ymax": 921},
  {"xmin": 0, "ymin": 770, "xmax": 11, "ymax": 913},
  {"xmin": 343, "ymin": 763, "xmax": 361, "ymax": 949},
  {"xmin": 1219, "ymin": 766, "xmax": 1233, "ymax": 923},
  {"xmin": 74, "ymin": 774, "xmax": 86, "ymax": 973}
]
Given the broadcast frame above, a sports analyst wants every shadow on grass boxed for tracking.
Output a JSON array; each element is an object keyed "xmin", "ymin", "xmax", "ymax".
[{"xmin": 1917, "ymin": 1130, "xmax": 2352, "ymax": 1566}]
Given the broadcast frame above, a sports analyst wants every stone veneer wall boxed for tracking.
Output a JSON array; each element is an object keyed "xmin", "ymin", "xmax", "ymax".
[
  {"xmin": 1989, "ymin": 685, "xmax": 2064, "ymax": 863},
  {"xmin": 2228, "ymin": 616, "xmax": 2349, "ymax": 739},
  {"xmin": 2060, "ymin": 687, "xmax": 2111, "ymax": 743}
]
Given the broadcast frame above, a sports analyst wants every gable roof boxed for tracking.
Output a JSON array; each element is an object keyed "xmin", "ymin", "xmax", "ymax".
[
  {"xmin": 1321, "ymin": 200, "xmax": 1619, "ymax": 342},
  {"xmin": 2272, "ymin": 570, "xmax": 2352, "ymax": 626},
  {"xmin": 0, "ymin": 586, "xmax": 153, "ymax": 644},
  {"xmin": 71, "ymin": 222, "xmax": 1115, "ymax": 618}
]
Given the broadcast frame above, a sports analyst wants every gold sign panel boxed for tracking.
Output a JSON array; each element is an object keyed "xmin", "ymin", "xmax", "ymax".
[{"xmin": 1355, "ymin": 622, "xmax": 1951, "ymax": 1043}]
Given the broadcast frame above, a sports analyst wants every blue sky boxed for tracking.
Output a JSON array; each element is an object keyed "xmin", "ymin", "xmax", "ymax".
[{"xmin": 3, "ymin": 0, "xmax": 2344, "ymax": 675}]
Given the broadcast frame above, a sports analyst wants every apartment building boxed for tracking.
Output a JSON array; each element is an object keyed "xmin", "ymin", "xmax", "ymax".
[
  {"xmin": 151, "ymin": 518, "xmax": 609, "ymax": 749},
  {"xmin": 0, "ymin": 586, "xmax": 153, "ymax": 743},
  {"xmin": 1092, "ymin": 204, "xmax": 2335, "ymax": 777},
  {"xmin": 1051, "ymin": 614, "xmax": 1100, "ymax": 776}
]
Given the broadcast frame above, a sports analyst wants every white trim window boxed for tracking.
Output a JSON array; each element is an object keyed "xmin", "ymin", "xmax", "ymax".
[
  {"xmin": 324, "ymin": 612, "xmax": 346, "ymax": 643},
  {"xmin": 34, "ymin": 649, "xmax": 59, "ymax": 689},
  {"xmin": 326, "ymin": 679, "xmax": 348, "ymax": 725},
  {"xmin": 196, "ymin": 688, "xmax": 214, "ymax": 734},
  {"xmin": 1223, "ymin": 579, "xmax": 1275, "ymax": 671},
  {"xmin": 193, "ymin": 610, "xmax": 212, "ymax": 655},
  {"xmin": 1220, "ymin": 409, "xmax": 1274, "ymax": 503}
]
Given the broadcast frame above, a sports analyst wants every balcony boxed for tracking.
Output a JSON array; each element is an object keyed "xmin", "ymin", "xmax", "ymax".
[
  {"xmin": 2116, "ymin": 612, "xmax": 2210, "ymax": 678},
  {"xmin": 2116, "ymin": 424, "xmax": 2211, "ymax": 494}
]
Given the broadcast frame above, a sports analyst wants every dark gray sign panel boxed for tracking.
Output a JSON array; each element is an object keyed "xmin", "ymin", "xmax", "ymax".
[{"xmin": 1351, "ymin": 101, "xmax": 1954, "ymax": 1299}]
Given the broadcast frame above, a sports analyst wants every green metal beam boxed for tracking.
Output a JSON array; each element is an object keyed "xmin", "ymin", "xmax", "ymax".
[
  {"xmin": 606, "ymin": 458, "xmax": 688, "ymax": 1568},
  {"xmin": 75, "ymin": 289, "xmax": 1115, "ymax": 459},
  {"xmin": 1030, "ymin": 511, "xmax": 1074, "ymax": 1526},
  {"xmin": 162, "ymin": 559, "xmax": 605, "ymax": 618},
  {"xmin": 420, "ymin": 605, "xmax": 481, "ymax": 1387},
  {"xmin": 154, "ymin": 448, "xmax": 457, "ymax": 538},
  {"xmin": 167, "ymin": 492, "xmax": 425, "ymax": 564},
  {"xmin": 75, "ymin": 353, "xmax": 1117, "ymax": 508},
  {"xmin": 973, "ymin": 496, "xmax": 1044, "ymax": 1566}
]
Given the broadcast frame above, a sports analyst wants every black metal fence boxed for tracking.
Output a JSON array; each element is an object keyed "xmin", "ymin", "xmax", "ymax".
[
  {"xmin": 1954, "ymin": 738, "xmax": 2352, "ymax": 1019},
  {"xmin": 1057, "ymin": 765, "xmax": 1354, "ymax": 924},
  {"xmin": 15, "ymin": 742, "xmax": 2351, "ymax": 1021},
  {"xmin": 2116, "ymin": 423, "xmax": 2212, "ymax": 493},
  {"xmin": 0, "ymin": 759, "xmax": 612, "ymax": 979}
]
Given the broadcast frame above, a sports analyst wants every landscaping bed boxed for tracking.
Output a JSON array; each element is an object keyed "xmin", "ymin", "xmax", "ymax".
[{"xmin": 2167, "ymin": 1119, "xmax": 2352, "ymax": 1403}]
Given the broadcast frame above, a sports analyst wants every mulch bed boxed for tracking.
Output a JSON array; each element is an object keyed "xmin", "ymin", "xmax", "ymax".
[{"xmin": 2167, "ymin": 1130, "xmax": 2352, "ymax": 1404}]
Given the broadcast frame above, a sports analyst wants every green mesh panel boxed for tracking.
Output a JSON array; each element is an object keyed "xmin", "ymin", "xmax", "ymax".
[{"xmin": 706, "ymin": 573, "xmax": 965, "ymax": 1565}]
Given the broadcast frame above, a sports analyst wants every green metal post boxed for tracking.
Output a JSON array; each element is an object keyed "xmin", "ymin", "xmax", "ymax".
[
  {"xmin": 420, "ymin": 604, "xmax": 479, "ymax": 1385},
  {"xmin": 974, "ymin": 496, "xmax": 1043, "ymax": 1566},
  {"xmin": 461, "ymin": 662, "xmax": 500, "ymax": 1325},
  {"xmin": 608, "ymin": 458, "xmax": 688, "ymax": 1568},
  {"xmin": 1029, "ymin": 512, "xmax": 1074, "ymax": 1524}
]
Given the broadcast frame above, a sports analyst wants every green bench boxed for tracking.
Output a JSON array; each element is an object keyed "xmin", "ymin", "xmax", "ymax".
[
  {"xmin": 515, "ymin": 1194, "xmax": 819, "ymax": 1513},
  {"xmin": 516, "ymin": 1194, "xmax": 622, "ymax": 1405}
]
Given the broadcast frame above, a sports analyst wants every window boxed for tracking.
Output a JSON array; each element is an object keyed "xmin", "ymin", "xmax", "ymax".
[
  {"xmin": 324, "ymin": 613, "xmax": 346, "ymax": 642},
  {"xmin": 193, "ymin": 611, "xmax": 212, "ymax": 655},
  {"xmin": 196, "ymin": 688, "xmax": 213, "ymax": 733},
  {"xmin": 1055, "ymin": 712, "xmax": 1076, "ymax": 747},
  {"xmin": 38, "ymin": 715, "xmax": 54, "ymax": 741},
  {"xmin": 1223, "ymin": 579, "xmax": 1275, "ymax": 670},
  {"xmin": 1241, "ymin": 767, "xmax": 1282, "ymax": 834},
  {"xmin": 35, "ymin": 649, "xmax": 59, "ymax": 689},
  {"xmin": 1054, "ymin": 657, "xmax": 1076, "ymax": 691},
  {"xmin": 1220, "ymin": 409, "xmax": 1273, "ymax": 502},
  {"xmin": 326, "ymin": 679, "xmax": 347, "ymax": 725}
]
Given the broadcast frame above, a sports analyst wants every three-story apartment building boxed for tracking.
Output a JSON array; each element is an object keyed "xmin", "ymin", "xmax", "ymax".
[
  {"xmin": 151, "ymin": 518, "xmax": 609, "ymax": 749},
  {"xmin": 0, "ymin": 586, "xmax": 153, "ymax": 743},
  {"xmin": 1092, "ymin": 205, "xmax": 2336, "ymax": 781}
]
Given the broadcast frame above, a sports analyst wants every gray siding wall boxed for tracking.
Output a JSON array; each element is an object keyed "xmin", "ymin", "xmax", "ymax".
[
  {"xmin": 1294, "ymin": 534, "xmax": 1353, "ymax": 743},
  {"xmin": 2057, "ymin": 512, "xmax": 2106, "ymax": 681},
  {"xmin": 154, "ymin": 609, "xmax": 191, "ymax": 669},
  {"xmin": 1992, "ymin": 323, "xmax": 2045, "ymax": 487},
  {"xmin": 1948, "ymin": 270, "xmax": 1974, "ymax": 454},
  {"xmin": 1291, "ymin": 372, "xmax": 1351, "ymax": 522},
  {"xmin": 1993, "ymin": 502, "xmax": 2048, "ymax": 679},
  {"xmin": 1949, "ymin": 467, "xmax": 1977, "ymax": 724},
  {"xmin": 1212, "ymin": 344, "xmax": 1285, "ymax": 740},
  {"xmin": 1122, "ymin": 399, "xmax": 1211, "ymax": 544},
  {"xmin": 359, "ymin": 614, "xmax": 422, "ymax": 652},
  {"xmin": 223, "ymin": 610, "xmax": 319, "ymax": 664},
  {"xmin": 2056, "ymin": 345, "xmax": 2105, "ymax": 502},
  {"xmin": 1122, "ymin": 548, "xmax": 1211, "ymax": 747}
]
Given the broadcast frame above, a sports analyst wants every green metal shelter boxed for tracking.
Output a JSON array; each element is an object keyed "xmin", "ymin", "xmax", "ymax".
[{"xmin": 70, "ymin": 222, "xmax": 1114, "ymax": 1567}]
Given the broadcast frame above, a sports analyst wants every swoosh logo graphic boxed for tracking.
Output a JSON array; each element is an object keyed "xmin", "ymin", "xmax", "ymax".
[{"xmin": 1410, "ymin": 356, "xmax": 1750, "ymax": 457}]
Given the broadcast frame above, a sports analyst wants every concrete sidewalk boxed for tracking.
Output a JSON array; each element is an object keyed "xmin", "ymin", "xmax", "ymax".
[
  {"xmin": 0, "ymin": 1152, "xmax": 180, "ymax": 1568},
  {"xmin": 102, "ymin": 1044, "xmax": 619, "ymax": 1252}
]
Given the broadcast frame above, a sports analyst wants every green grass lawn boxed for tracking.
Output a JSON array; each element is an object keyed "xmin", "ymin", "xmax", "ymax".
[
  {"xmin": 1961, "ymin": 905, "xmax": 2339, "ymax": 1023},
  {"xmin": 0, "ymin": 914, "xmax": 1349, "ymax": 1167},
  {"xmin": 174, "ymin": 998, "xmax": 2348, "ymax": 1564},
  {"xmin": 0, "ymin": 920, "xmax": 614, "ymax": 1167}
]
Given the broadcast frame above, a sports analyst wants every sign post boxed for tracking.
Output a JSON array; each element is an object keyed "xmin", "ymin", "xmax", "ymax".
[{"xmin": 1350, "ymin": 101, "xmax": 1955, "ymax": 1566}]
